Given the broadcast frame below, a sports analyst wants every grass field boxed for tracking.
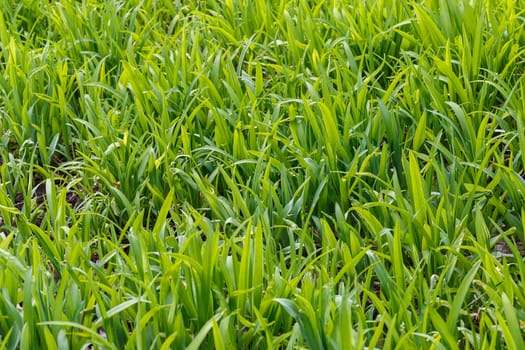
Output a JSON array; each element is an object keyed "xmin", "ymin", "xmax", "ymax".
[{"xmin": 1, "ymin": 0, "xmax": 525, "ymax": 348}]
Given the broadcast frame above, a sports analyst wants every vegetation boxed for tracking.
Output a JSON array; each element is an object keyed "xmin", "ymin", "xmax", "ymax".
[{"xmin": 1, "ymin": 0, "xmax": 525, "ymax": 348}]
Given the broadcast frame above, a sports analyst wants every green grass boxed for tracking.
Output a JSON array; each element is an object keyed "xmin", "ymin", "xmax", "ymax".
[{"xmin": 1, "ymin": 0, "xmax": 525, "ymax": 348}]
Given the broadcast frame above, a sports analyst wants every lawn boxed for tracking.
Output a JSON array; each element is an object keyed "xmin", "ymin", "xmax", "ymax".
[{"xmin": 1, "ymin": 0, "xmax": 525, "ymax": 348}]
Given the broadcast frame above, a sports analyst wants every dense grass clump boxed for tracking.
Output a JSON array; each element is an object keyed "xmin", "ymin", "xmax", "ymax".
[{"xmin": 1, "ymin": 0, "xmax": 525, "ymax": 348}]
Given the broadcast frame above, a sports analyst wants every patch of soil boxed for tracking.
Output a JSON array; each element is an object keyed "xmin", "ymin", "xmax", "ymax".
[
  {"xmin": 492, "ymin": 238, "xmax": 525, "ymax": 259},
  {"xmin": 1, "ymin": 166, "xmax": 84, "ymax": 229}
]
